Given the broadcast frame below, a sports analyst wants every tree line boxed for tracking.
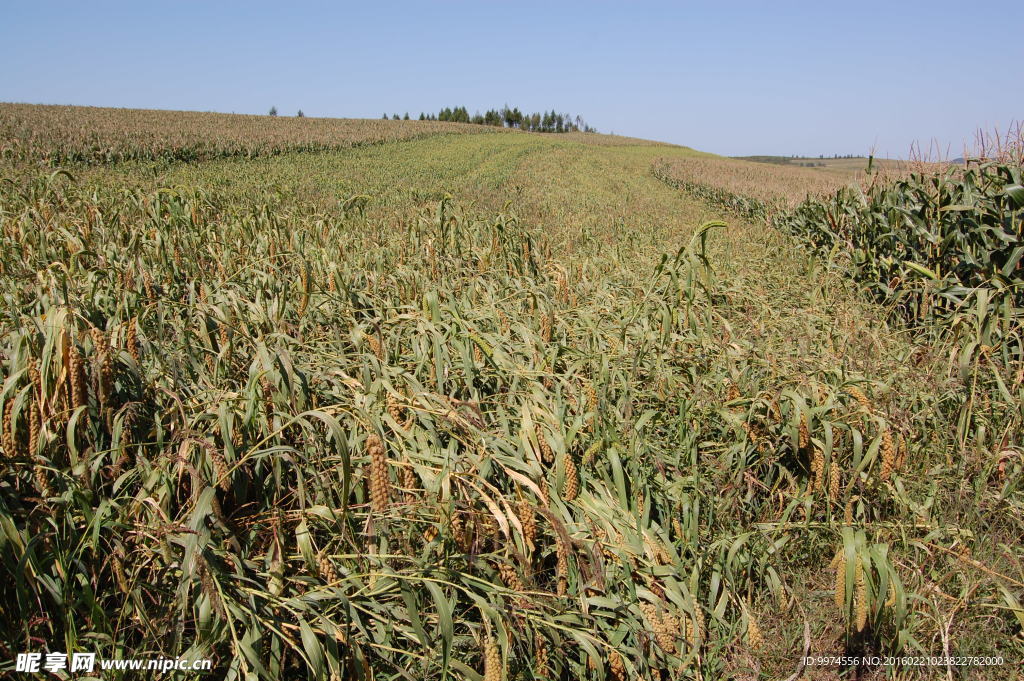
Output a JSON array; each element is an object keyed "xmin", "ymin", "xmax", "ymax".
[
  {"xmin": 381, "ymin": 106, "xmax": 595, "ymax": 133},
  {"xmin": 263, "ymin": 104, "xmax": 595, "ymax": 133}
]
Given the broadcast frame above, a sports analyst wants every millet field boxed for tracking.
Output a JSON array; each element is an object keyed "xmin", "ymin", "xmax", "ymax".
[{"xmin": 1, "ymin": 104, "xmax": 1022, "ymax": 680}]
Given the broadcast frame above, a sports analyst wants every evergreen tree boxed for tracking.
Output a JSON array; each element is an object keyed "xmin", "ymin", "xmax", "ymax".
[
  {"xmin": 269, "ymin": 106, "xmax": 278, "ymax": 116},
  {"xmin": 396, "ymin": 104, "xmax": 593, "ymax": 133}
]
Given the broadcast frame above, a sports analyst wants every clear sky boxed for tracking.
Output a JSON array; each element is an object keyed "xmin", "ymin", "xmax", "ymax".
[{"xmin": 2, "ymin": 1, "xmax": 1021, "ymax": 158}]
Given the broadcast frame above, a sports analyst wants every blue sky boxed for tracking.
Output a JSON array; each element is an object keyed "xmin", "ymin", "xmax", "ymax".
[{"xmin": 2, "ymin": 1, "xmax": 1021, "ymax": 157}]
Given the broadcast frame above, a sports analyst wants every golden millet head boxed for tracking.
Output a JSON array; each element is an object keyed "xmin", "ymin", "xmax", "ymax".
[
  {"xmin": 880, "ymin": 429, "xmax": 895, "ymax": 481},
  {"xmin": 533, "ymin": 632, "xmax": 549, "ymax": 678},
  {"xmin": 855, "ymin": 559, "xmax": 868, "ymax": 632},
  {"xmin": 68, "ymin": 341, "xmax": 86, "ymax": 410},
  {"xmin": 318, "ymin": 552, "xmax": 338, "ymax": 584},
  {"xmin": 497, "ymin": 561, "xmax": 523, "ymax": 592},
  {"xmin": 562, "ymin": 454, "xmax": 579, "ymax": 501},
  {"xmin": 483, "ymin": 635, "xmax": 501, "ymax": 681},
  {"xmin": 555, "ymin": 533, "xmax": 570, "ymax": 596},
  {"xmin": 518, "ymin": 500, "xmax": 537, "ymax": 551},
  {"xmin": 847, "ymin": 386, "xmax": 873, "ymax": 414},
  {"xmin": 1, "ymin": 399, "xmax": 15, "ymax": 458},
  {"xmin": 608, "ymin": 649, "xmax": 626, "ymax": 681},
  {"xmin": 126, "ymin": 317, "xmax": 140, "ymax": 363},
  {"xmin": 747, "ymin": 612, "xmax": 763, "ymax": 649},
  {"xmin": 798, "ymin": 415, "xmax": 810, "ymax": 452},
  {"xmin": 833, "ymin": 548, "xmax": 846, "ymax": 609},
  {"xmin": 828, "ymin": 460, "xmax": 841, "ymax": 501},
  {"xmin": 367, "ymin": 433, "xmax": 390, "ymax": 513},
  {"xmin": 536, "ymin": 425, "xmax": 553, "ymax": 464},
  {"xmin": 811, "ymin": 446, "xmax": 825, "ymax": 491},
  {"xmin": 211, "ymin": 449, "xmax": 230, "ymax": 492},
  {"xmin": 400, "ymin": 457, "xmax": 418, "ymax": 493},
  {"xmin": 367, "ymin": 334, "xmax": 384, "ymax": 361}
]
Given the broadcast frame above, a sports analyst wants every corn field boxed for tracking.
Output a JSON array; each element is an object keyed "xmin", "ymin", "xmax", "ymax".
[
  {"xmin": 0, "ymin": 103, "xmax": 494, "ymax": 166},
  {"xmin": 1, "ymin": 104, "xmax": 1021, "ymax": 679}
]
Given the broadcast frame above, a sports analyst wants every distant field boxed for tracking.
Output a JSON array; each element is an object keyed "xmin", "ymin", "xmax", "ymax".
[
  {"xmin": 733, "ymin": 154, "xmax": 926, "ymax": 178},
  {"xmin": 656, "ymin": 155, "xmax": 863, "ymax": 207},
  {"xmin": 1, "ymin": 104, "xmax": 1020, "ymax": 680},
  {"xmin": 0, "ymin": 102, "xmax": 498, "ymax": 165}
]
